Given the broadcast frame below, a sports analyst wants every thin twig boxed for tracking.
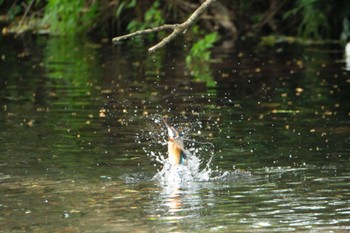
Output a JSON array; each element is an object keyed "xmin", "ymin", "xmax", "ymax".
[
  {"xmin": 112, "ymin": 0, "xmax": 216, "ymax": 52},
  {"xmin": 112, "ymin": 24, "xmax": 178, "ymax": 42},
  {"xmin": 18, "ymin": 0, "xmax": 35, "ymax": 28}
]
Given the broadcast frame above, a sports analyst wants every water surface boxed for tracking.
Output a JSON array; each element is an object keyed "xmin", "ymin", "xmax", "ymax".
[{"xmin": 0, "ymin": 36, "xmax": 350, "ymax": 232}]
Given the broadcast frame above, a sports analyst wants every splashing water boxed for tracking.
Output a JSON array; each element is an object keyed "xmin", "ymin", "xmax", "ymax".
[
  {"xmin": 152, "ymin": 152, "xmax": 209, "ymax": 184},
  {"xmin": 143, "ymin": 115, "xmax": 229, "ymax": 185}
]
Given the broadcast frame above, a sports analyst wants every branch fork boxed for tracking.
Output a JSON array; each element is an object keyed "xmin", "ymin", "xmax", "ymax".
[{"xmin": 112, "ymin": 0, "xmax": 216, "ymax": 52}]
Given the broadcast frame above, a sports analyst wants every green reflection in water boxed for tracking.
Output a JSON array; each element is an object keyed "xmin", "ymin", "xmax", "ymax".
[
  {"xmin": 44, "ymin": 37, "xmax": 100, "ymax": 83},
  {"xmin": 33, "ymin": 38, "xmax": 105, "ymax": 172},
  {"xmin": 190, "ymin": 61, "xmax": 216, "ymax": 88},
  {"xmin": 185, "ymin": 32, "xmax": 218, "ymax": 88}
]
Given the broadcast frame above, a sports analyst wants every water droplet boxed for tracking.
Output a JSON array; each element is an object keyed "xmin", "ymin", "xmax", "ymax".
[{"xmin": 63, "ymin": 212, "xmax": 69, "ymax": 218}]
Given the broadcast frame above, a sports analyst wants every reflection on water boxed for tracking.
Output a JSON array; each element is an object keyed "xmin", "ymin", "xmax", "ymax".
[{"xmin": 0, "ymin": 35, "xmax": 350, "ymax": 232}]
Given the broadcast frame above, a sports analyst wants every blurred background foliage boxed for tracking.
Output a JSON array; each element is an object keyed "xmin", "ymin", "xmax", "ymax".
[
  {"xmin": 1, "ymin": 0, "xmax": 350, "ymax": 86},
  {"xmin": 42, "ymin": 0, "xmax": 99, "ymax": 36},
  {"xmin": 0, "ymin": 0, "xmax": 349, "ymax": 41}
]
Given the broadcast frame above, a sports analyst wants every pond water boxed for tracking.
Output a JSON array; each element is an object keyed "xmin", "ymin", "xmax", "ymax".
[{"xmin": 1, "ymin": 35, "xmax": 350, "ymax": 232}]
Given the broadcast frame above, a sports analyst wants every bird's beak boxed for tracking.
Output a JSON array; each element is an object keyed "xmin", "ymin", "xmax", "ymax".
[{"xmin": 162, "ymin": 118, "xmax": 178, "ymax": 138}]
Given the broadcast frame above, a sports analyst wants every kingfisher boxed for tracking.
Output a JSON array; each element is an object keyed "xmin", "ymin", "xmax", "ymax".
[{"xmin": 162, "ymin": 118, "xmax": 187, "ymax": 165}]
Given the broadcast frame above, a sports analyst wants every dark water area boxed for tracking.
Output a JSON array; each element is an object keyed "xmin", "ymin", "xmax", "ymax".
[{"xmin": 1, "ymin": 34, "xmax": 350, "ymax": 232}]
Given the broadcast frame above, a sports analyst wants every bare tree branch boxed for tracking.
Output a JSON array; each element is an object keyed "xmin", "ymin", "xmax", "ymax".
[
  {"xmin": 112, "ymin": 0, "xmax": 216, "ymax": 53},
  {"xmin": 112, "ymin": 24, "xmax": 179, "ymax": 41}
]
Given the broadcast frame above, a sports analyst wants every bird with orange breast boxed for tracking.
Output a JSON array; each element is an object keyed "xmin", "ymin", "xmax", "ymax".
[{"xmin": 162, "ymin": 118, "xmax": 187, "ymax": 166}]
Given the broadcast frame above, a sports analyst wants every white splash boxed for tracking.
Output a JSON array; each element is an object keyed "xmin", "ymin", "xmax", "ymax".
[
  {"xmin": 345, "ymin": 42, "xmax": 350, "ymax": 57},
  {"xmin": 151, "ymin": 148, "xmax": 229, "ymax": 186},
  {"xmin": 142, "ymin": 115, "xmax": 229, "ymax": 185},
  {"xmin": 345, "ymin": 42, "xmax": 350, "ymax": 71}
]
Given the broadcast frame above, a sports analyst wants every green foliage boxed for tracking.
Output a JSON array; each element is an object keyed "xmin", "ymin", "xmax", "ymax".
[
  {"xmin": 284, "ymin": 0, "xmax": 330, "ymax": 39},
  {"xmin": 115, "ymin": 0, "xmax": 136, "ymax": 18},
  {"xmin": 6, "ymin": 3, "xmax": 22, "ymax": 20},
  {"xmin": 250, "ymin": 14, "xmax": 263, "ymax": 24},
  {"xmin": 42, "ymin": 0, "xmax": 99, "ymax": 36},
  {"xmin": 239, "ymin": 1, "xmax": 252, "ymax": 13},
  {"xmin": 3, "ymin": 0, "xmax": 349, "ymax": 42},
  {"xmin": 186, "ymin": 32, "xmax": 219, "ymax": 66},
  {"xmin": 127, "ymin": 0, "xmax": 164, "ymax": 32},
  {"xmin": 186, "ymin": 32, "xmax": 219, "ymax": 87},
  {"xmin": 5, "ymin": 0, "xmax": 42, "ymax": 21}
]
